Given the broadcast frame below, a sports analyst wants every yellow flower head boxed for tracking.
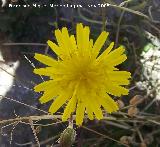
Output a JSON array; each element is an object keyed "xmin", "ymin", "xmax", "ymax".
[{"xmin": 34, "ymin": 23, "xmax": 131, "ymax": 125}]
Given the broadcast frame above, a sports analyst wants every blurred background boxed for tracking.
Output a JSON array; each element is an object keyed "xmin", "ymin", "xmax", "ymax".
[{"xmin": 0, "ymin": 0, "xmax": 160, "ymax": 146}]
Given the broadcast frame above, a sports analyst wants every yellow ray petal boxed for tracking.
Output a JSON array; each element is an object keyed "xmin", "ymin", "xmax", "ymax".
[
  {"xmin": 39, "ymin": 90, "xmax": 58, "ymax": 104},
  {"xmin": 92, "ymin": 31, "xmax": 109, "ymax": 58},
  {"xmin": 90, "ymin": 97, "xmax": 103, "ymax": 120},
  {"xmin": 89, "ymin": 39, "xmax": 93, "ymax": 48},
  {"xmin": 96, "ymin": 42, "xmax": 114, "ymax": 62},
  {"xmin": 88, "ymin": 39, "xmax": 94, "ymax": 59},
  {"xmin": 61, "ymin": 27, "xmax": 72, "ymax": 55},
  {"xmin": 108, "ymin": 71, "xmax": 131, "ymax": 78},
  {"xmin": 62, "ymin": 96, "xmax": 77, "ymax": 121},
  {"xmin": 70, "ymin": 35, "xmax": 77, "ymax": 53},
  {"xmin": 104, "ymin": 46, "xmax": 125, "ymax": 62},
  {"xmin": 34, "ymin": 53, "xmax": 57, "ymax": 67},
  {"xmin": 108, "ymin": 54, "xmax": 127, "ymax": 66},
  {"xmin": 62, "ymin": 81, "xmax": 79, "ymax": 121},
  {"xmin": 108, "ymin": 71, "xmax": 131, "ymax": 85},
  {"xmin": 112, "ymin": 79, "xmax": 130, "ymax": 85},
  {"xmin": 55, "ymin": 29, "xmax": 63, "ymax": 47},
  {"xmin": 47, "ymin": 40, "xmax": 61, "ymax": 56},
  {"xmin": 76, "ymin": 23, "xmax": 83, "ymax": 54},
  {"xmin": 76, "ymin": 101, "xmax": 85, "ymax": 126},
  {"xmin": 34, "ymin": 68, "xmax": 54, "ymax": 76},
  {"xmin": 82, "ymin": 93, "xmax": 94, "ymax": 120},
  {"xmin": 105, "ymin": 82, "xmax": 129, "ymax": 96},
  {"xmin": 101, "ymin": 94, "xmax": 119, "ymax": 113},
  {"xmin": 82, "ymin": 26, "xmax": 90, "ymax": 53},
  {"xmin": 34, "ymin": 80, "xmax": 57, "ymax": 92},
  {"xmin": 86, "ymin": 105, "xmax": 94, "ymax": 120},
  {"xmin": 34, "ymin": 67, "xmax": 65, "ymax": 76},
  {"xmin": 49, "ymin": 91, "xmax": 71, "ymax": 114}
]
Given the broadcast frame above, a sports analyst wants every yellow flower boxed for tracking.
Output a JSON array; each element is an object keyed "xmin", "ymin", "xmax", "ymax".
[{"xmin": 34, "ymin": 23, "xmax": 131, "ymax": 125}]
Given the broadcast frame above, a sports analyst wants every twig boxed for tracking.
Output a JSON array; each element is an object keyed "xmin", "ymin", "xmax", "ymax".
[
  {"xmin": 0, "ymin": 66, "xmax": 15, "ymax": 78},
  {"xmin": 78, "ymin": 7, "xmax": 103, "ymax": 25},
  {"xmin": 15, "ymin": 141, "xmax": 33, "ymax": 146},
  {"xmin": 0, "ymin": 95, "xmax": 48, "ymax": 114},
  {"xmin": 115, "ymin": 4, "xmax": 126, "ymax": 48},
  {"xmin": 33, "ymin": 121, "xmax": 63, "ymax": 127},
  {"xmin": 148, "ymin": 6, "xmax": 160, "ymax": 24},
  {"xmin": 24, "ymin": 54, "xmax": 44, "ymax": 82},
  {"xmin": 103, "ymin": 120, "xmax": 133, "ymax": 130},
  {"xmin": 1, "ymin": 121, "xmax": 18, "ymax": 136},
  {"xmin": 29, "ymin": 118, "xmax": 40, "ymax": 147},
  {"xmin": 135, "ymin": 125, "xmax": 144, "ymax": 143},
  {"xmin": 32, "ymin": 135, "xmax": 60, "ymax": 147},
  {"xmin": 105, "ymin": 2, "xmax": 151, "ymax": 20},
  {"xmin": 0, "ymin": 115, "xmax": 62, "ymax": 125},
  {"xmin": 119, "ymin": 0, "xmax": 132, "ymax": 7},
  {"xmin": 2, "ymin": 43, "xmax": 47, "ymax": 46},
  {"xmin": 9, "ymin": 121, "xmax": 20, "ymax": 145},
  {"xmin": 142, "ymin": 20, "xmax": 160, "ymax": 34},
  {"xmin": 82, "ymin": 126, "xmax": 129, "ymax": 147}
]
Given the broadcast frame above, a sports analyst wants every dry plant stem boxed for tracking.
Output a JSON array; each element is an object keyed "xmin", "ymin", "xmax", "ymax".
[
  {"xmin": 2, "ymin": 43, "xmax": 47, "ymax": 46},
  {"xmin": 148, "ymin": 120, "xmax": 160, "ymax": 126},
  {"xmin": 119, "ymin": 0, "xmax": 132, "ymax": 7},
  {"xmin": 103, "ymin": 120, "xmax": 133, "ymax": 130},
  {"xmin": 29, "ymin": 118, "xmax": 40, "ymax": 147},
  {"xmin": 0, "ymin": 66, "xmax": 15, "ymax": 78},
  {"xmin": 24, "ymin": 54, "xmax": 36, "ymax": 68},
  {"xmin": 15, "ymin": 141, "xmax": 32, "ymax": 146},
  {"xmin": 0, "ymin": 95, "xmax": 49, "ymax": 114},
  {"xmin": 136, "ymin": 128, "xmax": 144, "ymax": 142},
  {"xmin": 34, "ymin": 121, "xmax": 63, "ymax": 127},
  {"xmin": 82, "ymin": 126, "xmax": 129, "ymax": 147},
  {"xmin": 32, "ymin": 135, "xmax": 60, "ymax": 147},
  {"xmin": 44, "ymin": 45, "xmax": 49, "ymax": 55},
  {"xmin": 23, "ymin": 54, "xmax": 44, "ymax": 82},
  {"xmin": 3, "ymin": 112, "xmax": 160, "ymax": 126},
  {"xmin": 105, "ymin": 2, "xmax": 151, "ymax": 21},
  {"xmin": 1, "ymin": 113, "xmax": 160, "ymax": 131},
  {"xmin": 142, "ymin": 98, "xmax": 156, "ymax": 112},
  {"xmin": 115, "ymin": 5, "xmax": 126, "ymax": 48},
  {"xmin": 144, "ymin": 20, "xmax": 160, "ymax": 34},
  {"xmin": 78, "ymin": 7, "xmax": 104, "ymax": 25},
  {"xmin": 69, "ymin": 115, "xmax": 74, "ymax": 128},
  {"xmin": 148, "ymin": 6, "xmax": 160, "ymax": 23},
  {"xmin": 101, "ymin": 0, "xmax": 107, "ymax": 31},
  {"xmin": 134, "ymin": 123, "xmax": 144, "ymax": 143},
  {"xmin": 9, "ymin": 121, "xmax": 20, "ymax": 145},
  {"xmin": 1, "ymin": 121, "xmax": 18, "ymax": 136},
  {"xmin": 0, "ymin": 115, "xmax": 62, "ymax": 125}
]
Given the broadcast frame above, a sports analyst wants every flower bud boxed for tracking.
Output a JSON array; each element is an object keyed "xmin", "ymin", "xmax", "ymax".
[
  {"xmin": 59, "ymin": 126, "xmax": 76, "ymax": 147},
  {"xmin": 128, "ymin": 106, "xmax": 139, "ymax": 117},
  {"xmin": 129, "ymin": 95, "xmax": 144, "ymax": 106},
  {"xmin": 117, "ymin": 100, "xmax": 125, "ymax": 109}
]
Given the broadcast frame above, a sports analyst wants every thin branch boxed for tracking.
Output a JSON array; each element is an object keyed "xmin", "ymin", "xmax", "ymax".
[
  {"xmin": 0, "ymin": 115, "xmax": 62, "ymax": 125},
  {"xmin": 2, "ymin": 43, "xmax": 47, "ymax": 46},
  {"xmin": 115, "ymin": 4, "xmax": 126, "ymax": 48},
  {"xmin": 105, "ymin": 2, "xmax": 151, "ymax": 21},
  {"xmin": 29, "ymin": 118, "xmax": 40, "ymax": 147},
  {"xmin": 32, "ymin": 135, "xmax": 60, "ymax": 147},
  {"xmin": 0, "ymin": 95, "xmax": 48, "ymax": 114},
  {"xmin": 82, "ymin": 126, "xmax": 129, "ymax": 147}
]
